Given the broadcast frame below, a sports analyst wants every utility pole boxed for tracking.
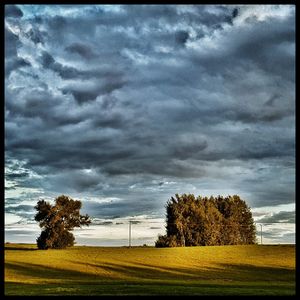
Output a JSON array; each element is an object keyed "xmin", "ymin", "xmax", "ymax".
[{"xmin": 129, "ymin": 220, "xmax": 132, "ymax": 248}]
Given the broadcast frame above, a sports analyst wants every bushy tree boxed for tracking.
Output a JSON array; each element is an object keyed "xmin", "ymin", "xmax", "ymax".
[
  {"xmin": 156, "ymin": 194, "xmax": 256, "ymax": 247},
  {"xmin": 214, "ymin": 195, "xmax": 256, "ymax": 245},
  {"xmin": 35, "ymin": 195, "xmax": 91, "ymax": 249}
]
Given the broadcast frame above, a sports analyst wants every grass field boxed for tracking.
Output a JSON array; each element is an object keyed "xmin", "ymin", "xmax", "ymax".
[{"xmin": 5, "ymin": 243, "xmax": 295, "ymax": 296}]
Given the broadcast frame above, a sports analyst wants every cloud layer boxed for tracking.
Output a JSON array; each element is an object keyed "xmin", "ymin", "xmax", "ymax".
[{"xmin": 5, "ymin": 5, "xmax": 295, "ymax": 244}]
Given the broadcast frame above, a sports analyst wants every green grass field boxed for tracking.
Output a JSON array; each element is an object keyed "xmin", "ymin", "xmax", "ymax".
[{"xmin": 5, "ymin": 243, "xmax": 295, "ymax": 296}]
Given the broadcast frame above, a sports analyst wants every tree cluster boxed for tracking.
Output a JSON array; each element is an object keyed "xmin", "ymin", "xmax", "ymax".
[
  {"xmin": 155, "ymin": 194, "xmax": 256, "ymax": 247},
  {"xmin": 35, "ymin": 195, "xmax": 91, "ymax": 249}
]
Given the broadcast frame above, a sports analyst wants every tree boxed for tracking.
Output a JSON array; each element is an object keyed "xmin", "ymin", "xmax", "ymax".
[
  {"xmin": 156, "ymin": 194, "xmax": 256, "ymax": 247},
  {"xmin": 214, "ymin": 195, "xmax": 256, "ymax": 245},
  {"xmin": 35, "ymin": 195, "xmax": 91, "ymax": 249}
]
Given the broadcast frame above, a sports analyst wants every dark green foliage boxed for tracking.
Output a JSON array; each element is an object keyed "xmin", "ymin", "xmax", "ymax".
[
  {"xmin": 155, "ymin": 234, "xmax": 178, "ymax": 247},
  {"xmin": 156, "ymin": 194, "xmax": 256, "ymax": 247},
  {"xmin": 34, "ymin": 195, "xmax": 91, "ymax": 249},
  {"xmin": 36, "ymin": 230, "xmax": 50, "ymax": 250},
  {"xmin": 155, "ymin": 234, "xmax": 169, "ymax": 247}
]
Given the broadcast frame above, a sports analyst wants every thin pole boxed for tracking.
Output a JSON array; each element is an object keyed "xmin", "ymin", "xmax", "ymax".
[{"xmin": 129, "ymin": 221, "xmax": 132, "ymax": 247}]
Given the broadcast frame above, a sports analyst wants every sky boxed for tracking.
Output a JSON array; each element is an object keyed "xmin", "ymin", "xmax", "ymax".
[{"xmin": 5, "ymin": 4, "xmax": 295, "ymax": 246}]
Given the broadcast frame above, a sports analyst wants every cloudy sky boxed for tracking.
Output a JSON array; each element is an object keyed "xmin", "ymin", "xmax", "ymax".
[{"xmin": 5, "ymin": 4, "xmax": 295, "ymax": 246}]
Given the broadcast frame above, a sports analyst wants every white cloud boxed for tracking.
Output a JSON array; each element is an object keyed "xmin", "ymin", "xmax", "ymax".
[
  {"xmin": 5, "ymin": 213, "xmax": 22, "ymax": 225},
  {"xmin": 235, "ymin": 5, "xmax": 294, "ymax": 25}
]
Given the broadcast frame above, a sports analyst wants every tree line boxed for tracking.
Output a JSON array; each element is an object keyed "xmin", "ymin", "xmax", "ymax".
[
  {"xmin": 34, "ymin": 193, "xmax": 256, "ymax": 249},
  {"xmin": 155, "ymin": 193, "xmax": 256, "ymax": 247}
]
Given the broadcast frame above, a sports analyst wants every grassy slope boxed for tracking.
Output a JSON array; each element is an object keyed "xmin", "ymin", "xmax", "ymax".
[{"xmin": 5, "ymin": 243, "xmax": 295, "ymax": 296}]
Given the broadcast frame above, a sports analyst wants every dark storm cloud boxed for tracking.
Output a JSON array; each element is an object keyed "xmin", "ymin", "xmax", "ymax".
[
  {"xmin": 91, "ymin": 111, "xmax": 127, "ymax": 129},
  {"xmin": 82, "ymin": 198, "xmax": 159, "ymax": 218},
  {"xmin": 175, "ymin": 30, "xmax": 190, "ymax": 47},
  {"xmin": 38, "ymin": 51, "xmax": 127, "ymax": 102},
  {"xmin": 25, "ymin": 28, "xmax": 46, "ymax": 44},
  {"xmin": 5, "ymin": 172, "xmax": 30, "ymax": 180},
  {"xmin": 5, "ymin": 5, "xmax": 23, "ymax": 18},
  {"xmin": 5, "ymin": 27, "xmax": 30, "ymax": 76},
  {"xmin": 5, "ymin": 28, "xmax": 19, "ymax": 57},
  {"xmin": 40, "ymin": 51, "xmax": 85, "ymax": 79},
  {"xmin": 5, "ymin": 57, "xmax": 31, "ymax": 76},
  {"xmin": 65, "ymin": 43, "xmax": 96, "ymax": 59},
  {"xmin": 6, "ymin": 205, "xmax": 36, "ymax": 220},
  {"xmin": 61, "ymin": 79, "xmax": 126, "ymax": 104},
  {"xmin": 6, "ymin": 204, "xmax": 33, "ymax": 213},
  {"xmin": 188, "ymin": 12, "xmax": 295, "ymax": 83},
  {"xmin": 5, "ymin": 5, "xmax": 295, "ymax": 231}
]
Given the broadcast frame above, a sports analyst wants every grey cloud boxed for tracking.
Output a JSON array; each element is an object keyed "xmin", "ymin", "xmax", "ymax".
[
  {"xmin": 81, "ymin": 194, "xmax": 164, "ymax": 219},
  {"xmin": 45, "ymin": 170, "xmax": 105, "ymax": 193},
  {"xmin": 5, "ymin": 230, "xmax": 37, "ymax": 235},
  {"xmin": 40, "ymin": 51, "xmax": 127, "ymax": 98},
  {"xmin": 5, "ymin": 5, "xmax": 23, "ymax": 18},
  {"xmin": 5, "ymin": 57, "xmax": 31, "ymax": 76},
  {"xmin": 45, "ymin": 15, "xmax": 68, "ymax": 33},
  {"xmin": 175, "ymin": 30, "xmax": 189, "ymax": 46},
  {"xmin": 5, "ymin": 198, "xmax": 24, "ymax": 207},
  {"xmin": 280, "ymin": 232, "xmax": 295, "ymax": 243},
  {"xmin": 232, "ymin": 8, "xmax": 239, "ymax": 19},
  {"xmin": 192, "ymin": 12, "xmax": 295, "ymax": 82},
  {"xmin": 5, "ymin": 28, "xmax": 18, "ymax": 56},
  {"xmin": 91, "ymin": 111, "xmax": 127, "ymax": 129},
  {"xmin": 40, "ymin": 51, "xmax": 81, "ymax": 79},
  {"xmin": 6, "ymin": 90, "xmax": 61, "ymax": 121},
  {"xmin": 5, "ymin": 172, "xmax": 30, "ymax": 180},
  {"xmin": 65, "ymin": 89, "xmax": 100, "ymax": 104},
  {"xmin": 122, "ymin": 5, "xmax": 233, "ymax": 28},
  {"xmin": 6, "ymin": 204, "xmax": 33, "ymax": 212},
  {"xmin": 4, "ymin": 5, "xmax": 295, "ymax": 236},
  {"xmin": 6, "ymin": 205, "xmax": 36, "ymax": 219},
  {"xmin": 25, "ymin": 28, "xmax": 46, "ymax": 44},
  {"xmin": 245, "ymin": 186, "xmax": 295, "ymax": 208},
  {"xmin": 5, "ymin": 186, "xmax": 16, "ymax": 190},
  {"xmin": 223, "ymin": 102, "xmax": 294, "ymax": 124},
  {"xmin": 40, "ymin": 51, "xmax": 55, "ymax": 67},
  {"xmin": 258, "ymin": 211, "xmax": 295, "ymax": 224},
  {"xmin": 62, "ymin": 79, "xmax": 126, "ymax": 104},
  {"xmin": 264, "ymin": 94, "xmax": 281, "ymax": 107},
  {"xmin": 5, "ymin": 99, "xmax": 294, "ymax": 179},
  {"xmin": 172, "ymin": 138, "xmax": 208, "ymax": 160},
  {"xmin": 92, "ymin": 220, "xmax": 114, "ymax": 226},
  {"xmin": 103, "ymin": 159, "xmax": 206, "ymax": 178},
  {"xmin": 260, "ymin": 227, "xmax": 295, "ymax": 243},
  {"xmin": 65, "ymin": 43, "xmax": 96, "ymax": 59},
  {"xmin": 130, "ymin": 221, "xmax": 141, "ymax": 224}
]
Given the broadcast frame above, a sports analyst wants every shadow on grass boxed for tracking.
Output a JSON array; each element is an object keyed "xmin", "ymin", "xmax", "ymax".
[
  {"xmin": 5, "ymin": 246, "xmax": 38, "ymax": 251},
  {"xmin": 72, "ymin": 260, "xmax": 295, "ymax": 283},
  {"xmin": 137, "ymin": 261, "xmax": 295, "ymax": 282},
  {"xmin": 5, "ymin": 260, "xmax": 295, "ymax": 296},
  {"xmin": 5, "ymin": 262, "xmax": 99, "ymax": 281},
  {"xmin": 6, "ymin": 257, "xmax": 295, "ymax": 283}
]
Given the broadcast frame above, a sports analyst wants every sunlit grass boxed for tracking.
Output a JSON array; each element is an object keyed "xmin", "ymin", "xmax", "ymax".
[{"xmin": 5, "ymin": 243, "xmax": 295, "ymax": 295}]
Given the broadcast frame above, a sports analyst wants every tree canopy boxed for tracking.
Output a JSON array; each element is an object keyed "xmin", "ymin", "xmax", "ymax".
[
  {"xmin": 156, "ymin": 194, "xmax": 256, "ymax": 247},
  {"xmin": 34, "ymin": 195, "xmax": 91, "ymax": 249}
]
